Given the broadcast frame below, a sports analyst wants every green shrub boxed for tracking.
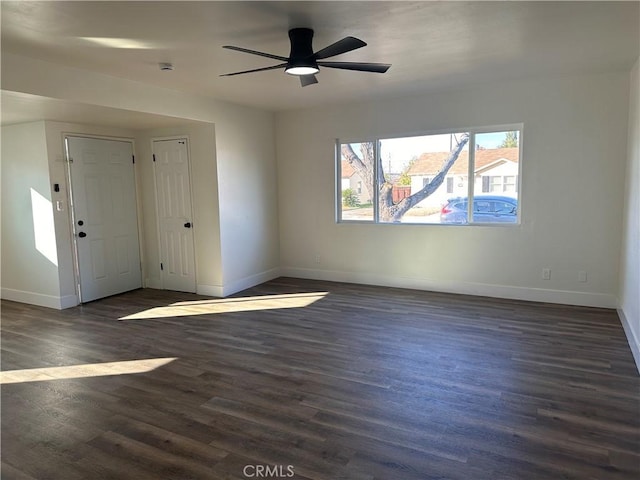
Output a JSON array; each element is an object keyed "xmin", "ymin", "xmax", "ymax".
[{"xmin": 342, "ymin": 188, "xmax": 360, "ymax": 207}]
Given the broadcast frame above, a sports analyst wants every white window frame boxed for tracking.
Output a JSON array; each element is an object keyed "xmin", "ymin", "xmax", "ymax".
[{"xmin": 336, "ymin": 124, "xmax": 523, "ymax": 226}]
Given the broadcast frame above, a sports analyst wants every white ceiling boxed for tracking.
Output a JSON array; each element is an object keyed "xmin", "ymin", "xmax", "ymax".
[{"xmin": 1, "ymin": 1, "xmax": 639, "ymax": 115}]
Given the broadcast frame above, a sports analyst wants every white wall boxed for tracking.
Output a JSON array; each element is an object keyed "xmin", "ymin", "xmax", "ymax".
[
  {"xmin": 619, "ymin": 58, "xmax": 640, "ymax": 371},
  {"xmin": 276, "ymin": 71, "xmax": 630, "ymax": 308},
  {"xmin": 1, "ymin": 121, "xmax": 62, "ymax": 308},
  {"xmin": 215, "ymin": 109, "xmax": 280, "ymax": 295},
  {"xmin": 2, "ymin": 53, "xmax": 280, "ymax": 298},
  {"xmin": 134, "ymin": 123, "xmax": 224, "ymax": 294}
]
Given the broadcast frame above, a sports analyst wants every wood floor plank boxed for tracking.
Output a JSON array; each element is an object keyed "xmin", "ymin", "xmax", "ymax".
[{"xmin": 2, "ymin": 277, "xmax": 638, "ymax": 479}]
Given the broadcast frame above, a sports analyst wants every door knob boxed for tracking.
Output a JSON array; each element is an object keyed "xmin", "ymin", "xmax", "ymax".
[
  {"xmin": 78, "ymin": 232, "xmax": 87, "ymax": 238},
  {"xmin": 184, "ymin": 222, "xmax": 191, "ymax": 228}
]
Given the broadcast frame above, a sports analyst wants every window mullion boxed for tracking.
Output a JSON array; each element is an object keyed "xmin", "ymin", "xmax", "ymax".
[
  {"xmin": 335, "ymin": 140, "xmax": 342, "ymax": 222},
  {"xmin": 373, "ymin": 139, "xmax": 380, "ymax": 223},
  {"xmin": 467, "ymin": 133, "xmax": 476, "ymax": 224}
]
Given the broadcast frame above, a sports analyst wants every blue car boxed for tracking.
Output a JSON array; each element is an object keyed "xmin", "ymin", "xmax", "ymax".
[{"xmin": 440, "ymin": 195, "xmax": 518, "ymax": 224}]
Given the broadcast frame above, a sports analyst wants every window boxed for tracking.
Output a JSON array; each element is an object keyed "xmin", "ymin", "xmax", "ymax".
[
  {"xmin": 504, "ymin": 175, "xmax": 517, "ymax": 192},
  {"xmin": 489, "ymin": 175, "xmax": 503, "ymax": 193},
  {"xmin": 486, "ymin": 175, "xmax": 518, "ymax": 193},
  {"xmin": 337, "ymin": 126, "xmax": 521, "ymax": 224}
]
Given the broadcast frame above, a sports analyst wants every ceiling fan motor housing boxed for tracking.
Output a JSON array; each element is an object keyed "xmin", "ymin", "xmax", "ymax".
[{"xmin": 287, "ymin": 28, "xmax": 318, "ymax": 72}]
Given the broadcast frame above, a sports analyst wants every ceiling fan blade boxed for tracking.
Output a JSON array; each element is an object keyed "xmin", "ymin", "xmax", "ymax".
[
  {"xmin": 318, "ymin": 61, "xmax": 391, "ymax": 73},
  {"xmin": 314, "ymin": 36, "xmax": 366, "ymax": 60},
  {"xmin": 300, "ymin": 74, "xmax": 318, "ymax": 87},
  {"xmin": 220, "ymin": 63, "xmax": 287, "ymax": 77},
  {"xmin": 223, "ymin": 45, "xmax": 288, "ymax": 62}
]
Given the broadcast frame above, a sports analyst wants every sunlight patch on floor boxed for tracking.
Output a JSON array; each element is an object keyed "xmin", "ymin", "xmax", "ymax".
[
  {"xmin": 0, "ymin": 357, "xmax": 177, "ymax": 384},
  {"xmin": 119, "ymin": 292, "xmax": 329, "ymax": 320}
]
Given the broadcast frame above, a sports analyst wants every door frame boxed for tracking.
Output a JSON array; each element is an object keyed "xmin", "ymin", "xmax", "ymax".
[
  {"xmin": 151, "ymin": 135, "xmax": 198, "ymax": 291},
  {"xmin": 63, "ymin": 133, "xmax": 145, "ymax": 303}
]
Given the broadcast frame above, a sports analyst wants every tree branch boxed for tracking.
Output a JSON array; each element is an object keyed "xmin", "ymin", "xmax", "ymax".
[
  {"xmin": 395, "ymin": 133, "xmax": 470, "ymax": 213},
  {"xmin": 341, "ymin": 143, "xmax": 366, "ymax": 172}
]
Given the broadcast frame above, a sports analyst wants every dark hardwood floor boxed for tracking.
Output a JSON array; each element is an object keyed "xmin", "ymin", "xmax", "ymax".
[{"xmin": 1, "ymin": 277, "xmax": 638, "ymax": 480}]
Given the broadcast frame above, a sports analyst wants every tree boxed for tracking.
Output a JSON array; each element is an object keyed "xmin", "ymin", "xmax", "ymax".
[
  {"xmin": 341, "ymin": 134, "xmax": 469, "ymax": 222},
  {"xmin": 396, "ymin": 172, "xmax": 412, "ymax": 186},
  {"xmin": 396, "ymin": 156, "xmax": 417, "ymax": 186},
  {"xmin": 498, "ymin": 131, "xmax": 518, "ymax": 148}
]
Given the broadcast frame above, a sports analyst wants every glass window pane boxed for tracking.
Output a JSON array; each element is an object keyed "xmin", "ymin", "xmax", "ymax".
[
  {"xmin": 489, "ymin": 176, "xmax": 502, "ymax": 192},
  {"xmin": 337, "ymin": 128, "xmax": 521, "ymax": 226},
  {"xmin": 503, "ymin": 175, "xmax": 516, "ymax": 192},
  {"xmin": 379, "ymin": 133, "xmax": 470, "ymax": 224},
  {"xmin": 473, "ymin": 131, "xmax": 520, "ymax": 223},
  {"xmin": 339, "ymin": 142, "xmax": 374, "ymax": 222}
]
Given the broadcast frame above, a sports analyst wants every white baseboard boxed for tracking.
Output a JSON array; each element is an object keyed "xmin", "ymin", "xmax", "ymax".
[
  {"xmin": 59, "ymin": 294, "xmax": 79, "ymax": 309},
  {"xmin": 144, "ymin": 278, "xmax": 162, "ymax": 289},
  {"xmin": 1, "ymin": 288, "xmax": 78, "ymax": 310},
  {"xmin": 194, "ymin": 269, "xmax": 282, "ymax": 298},
  {"xmin": 618, "ymin": 308, "xmax": 640, "ymax": 375},
  {"xmin": 279, "ymin": 267, "xmax": 617, "ymax": 308},
  {"xmin": 196, "ymin": 283, "xmax": 224, "ymax": 297},
  {"xmin": 219, "ymin": 267, "xmax": 281, "ymax": 297}
]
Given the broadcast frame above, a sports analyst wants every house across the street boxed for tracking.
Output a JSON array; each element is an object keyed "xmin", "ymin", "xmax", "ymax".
[
  {"xmin": 341, "ymin": 160, "xmax": 371, "ymax": 204},
  {"xmin": 406, "ymin": 147, "xmax": 519, "ymax": 209}
]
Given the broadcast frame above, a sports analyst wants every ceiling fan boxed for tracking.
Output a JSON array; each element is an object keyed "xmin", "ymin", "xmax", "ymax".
[{"xmin": 221, "ymin": 28, "xmax": 391, "ymax": 87}]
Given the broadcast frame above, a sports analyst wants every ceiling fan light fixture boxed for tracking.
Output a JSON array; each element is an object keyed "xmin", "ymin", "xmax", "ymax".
[{"xmin": 285, "ymin": 65, "xmax": 319, "ymax": 76}]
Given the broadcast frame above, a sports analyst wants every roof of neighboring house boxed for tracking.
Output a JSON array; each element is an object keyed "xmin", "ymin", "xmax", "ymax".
[
  {"xmin": 341, "ymin": 160, "xmax": 356, "ymax": 178},
  {"xmin": 406, "ymin": 147, "xmax": 519, "ymax": 176}
]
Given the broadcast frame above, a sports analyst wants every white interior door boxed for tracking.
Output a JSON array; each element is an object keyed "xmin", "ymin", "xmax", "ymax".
[
  {"xmin": 153, "ymin": 138, "xmax": 197, "ymax": 293},
  {"xmin": 67, "ymin": 136, "xmax": 142, "ymax": 302}
]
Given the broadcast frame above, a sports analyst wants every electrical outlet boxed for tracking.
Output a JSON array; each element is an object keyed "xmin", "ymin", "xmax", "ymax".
[
  {"xmin": 314, "ymin": 254, "xmax": 321, "ymax": 264},
  {"xmin": 542, "ymin": 268, "xmax": 551, "ymax": 280},
  {"xmin": 578, "ymin": 271, "xmax": 587, "ymax": 283}
]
